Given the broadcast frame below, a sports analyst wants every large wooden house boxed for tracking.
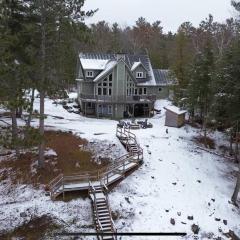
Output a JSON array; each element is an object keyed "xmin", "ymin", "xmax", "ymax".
[{"xmin": 76, "ymin": 53, "xmax": 176, "ymax": 119}]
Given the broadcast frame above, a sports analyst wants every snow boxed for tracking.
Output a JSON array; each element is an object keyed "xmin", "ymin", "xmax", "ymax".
[
  {"xmin": 93, "ymin": 61, "xmax": 117, "ymax": 82},
  {"xmin": 80, "ymin": 58, "xmax": 109, "ymax": 70},
  {"xmin": 0, "ymin": 96, "xmax": 239, "ymax": 239},
  {"xmin": 131, "ymin": 61, "xmax": 142, "ymax": 71},
  {"xmin": 165, "ymin": 105, "xmax": 187, "ymax": 115}
]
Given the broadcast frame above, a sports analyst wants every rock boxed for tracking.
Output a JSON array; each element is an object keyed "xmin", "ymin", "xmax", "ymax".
[
  {"xmin": 170, "ymin": 218, "xmax": 175, "ymax": 225},
  {"xmin": 208, "ymin": 202, "xmax": 211, "ymax": 206},
  {"xmin": 215, "ymin": 217, "xmax": 221, "ymax": 221},
  {"xmin": 139, "ymin": 211, "xmax": 142, "ymax": 215},
  {"xmin": 177, "ymin": 212, "xmax": 181, "ymax": 216},
  {"xmin": 187, "ymin": 216, "xmax": 194, "ymax": 220},
  {"xmin": 211, "ymin": 198, "xmax": 215, "ymax": 202},
  {"xmin": 181, "ymin": 221, "xmax": 186, "ymax": 225},
  {"xmin": 151, "ymin": 176, "xmax": 155, "ymax": 179},
  {"xmin": 20, "ymin": 212, "xmax": 27, "ymax": 218},
  {"xmin": 165, "ymin": 209, "xmax": 169, "ymax": 212},
  {"xmin": 191, "ymin": 224, "xmax": 200, "ymax": 234},
  {"xmin": 125, "ymin": 197, "xmax": 131, "ymax": 204},
  {"xmin": 197, "ymin": 180, "xmax": 201, "ymax": 183},
  {"xmin": 172, "ymin": 182, "xmax": 177, "ymax": 185},
  {"xmin": 223, "ymin": 219, "xmax": 227, "ymax": 225},
  {"xmin": 147, "ymin": 150, "xmax": 151, "ymax": 155},
  {"xmin": 145, "ymin": 145, "xmax": 149, "ymax": 148}
]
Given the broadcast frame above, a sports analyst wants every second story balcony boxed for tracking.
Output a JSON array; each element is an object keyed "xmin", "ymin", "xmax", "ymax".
[{"xmin": 79, "ymin": 94, "xmax": 157, "ymax": 103}]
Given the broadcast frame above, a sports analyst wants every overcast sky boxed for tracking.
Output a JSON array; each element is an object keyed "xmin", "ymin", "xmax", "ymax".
[{"xmin": 83, "ymin": 0, "xmax": 233, "ymax": 32}]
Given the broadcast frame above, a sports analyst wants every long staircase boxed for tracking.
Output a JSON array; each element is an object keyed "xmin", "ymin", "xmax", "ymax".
[
  {"xmin": 89, "ymin": 181, "xmax": 117, "ymax": 240},
  {"xmin": 47, "ymin": 125, "xmax": 143, "ymax": 239}
]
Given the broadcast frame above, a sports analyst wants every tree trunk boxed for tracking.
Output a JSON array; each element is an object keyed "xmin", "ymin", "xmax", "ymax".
[
  {"xmin": 26, "ymin": 88, "xmax": 35, "ymax": 128},
  {"xmin": 231, "ymin": 164, "xmax": 240, "ymax": 206},
  {"xmin": 38, "ymin": 0, "xmax": 46, "ymax": 168},
  {"xmin": 230, "ymin": 132, "xmax": 234, "ymax": 156},
  {"xmin": 38, "ymin": 91, "xmax": 45, "ymax": 168},
  {"xmin": 11, "ymin": 108, "xmax": 20, "ymax": 158},
  {"xmin": 203, "ymin": 100, "xmax": 208, "ymax": 147}
]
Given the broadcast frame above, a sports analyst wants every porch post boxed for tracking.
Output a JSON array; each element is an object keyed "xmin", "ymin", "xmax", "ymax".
[{"xmin": 96, "ymin": 103, "xmax": 99, "ymax": 118}]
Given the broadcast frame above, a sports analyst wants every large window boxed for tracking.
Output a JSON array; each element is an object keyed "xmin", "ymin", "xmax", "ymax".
[
  {"xmin": 96, "ymin": 73, "xmax": 113, "ymax": 96},
  {"xmin": 126, "ymin": 75, "xmax": 136, "ymax": 96}
]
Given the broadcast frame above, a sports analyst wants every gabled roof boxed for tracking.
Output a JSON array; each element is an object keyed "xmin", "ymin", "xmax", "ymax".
[
  {"xmin": 131, "ymin": 61, "xmax": 148, "ymax": 72},
  {"xmin": 153, "ymin": 69, "xmax": 178, "ymax": 86},
  {"xmin": 93, "ymin": 61, "xmax": 118, "ymax": 82},
  {"xmin": 79, "ymin": 52, "xmax": 156, "ymax": 85}
]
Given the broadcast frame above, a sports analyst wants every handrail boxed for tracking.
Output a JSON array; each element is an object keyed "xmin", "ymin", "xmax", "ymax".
[{"xmin": 48, "ymin": 126, "xmax": 143, "ymax": 199}]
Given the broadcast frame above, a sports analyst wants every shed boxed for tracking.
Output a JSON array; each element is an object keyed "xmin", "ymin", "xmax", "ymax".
[{"xmin": 164, "ymin": 105, "xmax": 187, "ymax": 128}]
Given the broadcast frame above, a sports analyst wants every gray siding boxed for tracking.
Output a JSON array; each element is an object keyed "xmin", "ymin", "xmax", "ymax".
[
  {"xmin": 85, "ymin": 69, "xmax": 101, "ymax": 80},
  {"xmin": 146, "ymin": 86, "xmax": 169, "ymax": 99},
  {"xmin": 133, "ymin": 65, "xmax": 147, "ymax": 80}
]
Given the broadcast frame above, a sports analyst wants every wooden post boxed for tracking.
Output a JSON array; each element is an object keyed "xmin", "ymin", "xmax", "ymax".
[
  {"xmin": 62, "ymin": 177, "xmax": 65, "ymax": 201},
  {"xmin": 96, "ymin": 103, "xmax": 99, "ymax": 118}
]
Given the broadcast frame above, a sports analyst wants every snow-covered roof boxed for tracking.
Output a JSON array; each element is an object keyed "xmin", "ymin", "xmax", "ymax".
[
  {"xmin": 164, "ymin": 105, "xmax": 187, "ymax": 115},
  {"xmin": 131, "ymin": 61, "xmax": 142, "ymax": 71},
  {"xmin": 93, "ymin": 61, "xmax": 118, "ymax": 82},
  {"xmin": 79, "ymin": 52, "xmax": 157, "ymax": 86},
  {"xmin": 80, "ymin": 58, "xmax": 109, "ymax": 70}
]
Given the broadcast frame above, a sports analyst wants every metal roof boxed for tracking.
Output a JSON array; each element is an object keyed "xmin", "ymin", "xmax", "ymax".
[
  {"xmin": 79, "ymin": 52, "xmax": 155, "ymax": 84},
  {"xmin": 153, "ymin": 69, "xmax": 177, "ymax": 86}
]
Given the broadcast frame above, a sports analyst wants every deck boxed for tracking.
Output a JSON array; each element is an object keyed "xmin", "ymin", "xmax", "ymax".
[{"xmin": 47, "ymin": 125, "xmax": 143, "ymax": 239}]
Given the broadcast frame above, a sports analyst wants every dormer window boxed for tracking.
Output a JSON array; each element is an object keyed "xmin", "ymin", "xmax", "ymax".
[
  {"xmin": 136, "ymin": 72, "xmax": 144, "ymax": 78},
  {"xmin": 86, "ymin": 71, "xmax": 93, "ymax": 78}
]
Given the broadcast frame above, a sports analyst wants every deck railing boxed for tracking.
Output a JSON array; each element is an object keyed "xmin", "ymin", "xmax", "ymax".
[{"xmin": 79, "ymin": 94, "xmax": 156, "ymax": 103}]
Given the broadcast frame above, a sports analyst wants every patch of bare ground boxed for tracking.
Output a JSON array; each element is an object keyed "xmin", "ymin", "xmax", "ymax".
[
  {"xmin": 0, "ymin": 131, "xmax": 110, "ymax": 186},
  {"xmin": 193, "ymin": 135, "xmax": 216, "ymax": 149},
  {"xmin": 0, "ymin": 215, "xmax": 61, "ymax": 240}
]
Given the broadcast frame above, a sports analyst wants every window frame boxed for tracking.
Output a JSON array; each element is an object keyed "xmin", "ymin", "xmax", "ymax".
[
  {"xmin": 86, "ymin": 71, "xmax": 94, "ymax": 78},
  {"xmin": 136, "ymin": 72, "xmax": 144, "ymax": 78}
]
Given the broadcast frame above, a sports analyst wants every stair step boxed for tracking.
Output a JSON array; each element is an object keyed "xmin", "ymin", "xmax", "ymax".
[
  {"xmin": 97, "ymin": 207, "xmax": 108, "ymax": 210},
  {"xmin": 95, "ymin": 216, "xmax": 110, "ymax": 220},
  {"xmin": 97, "ymin": 210, "xmax": 109, "ymax": 213},
  {"xmin": 96, "ymin": 202, "xmax": 107, "ymax": 206},
  {"xmin": 97, "ymin": 213, "xmax": 109, "ymax": 217},
  {"xmin": 100, "ymin": 220, "xmax": 111, "ymax": 224},
  {"xmin": 102, "ymin": 236, "xmax": 114, "ymax": 240},
  {"xmin": 101, "ymin": 228, "xmax": 112, "ymax": 232}
]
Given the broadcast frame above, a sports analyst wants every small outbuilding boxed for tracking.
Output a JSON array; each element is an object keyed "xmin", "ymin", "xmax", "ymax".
[{"xmin": 164, "ymin": 105, "xmax": 187, "ymax": 128}]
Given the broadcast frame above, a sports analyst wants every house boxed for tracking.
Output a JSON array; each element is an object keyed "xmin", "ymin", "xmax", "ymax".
[
  {"xmin": 164, "ymin": 105, "xmax": 187, "ymax": 128},
  {"xmin": 76, "ymin": 53, "xmax": 176, "ymax": 119}
]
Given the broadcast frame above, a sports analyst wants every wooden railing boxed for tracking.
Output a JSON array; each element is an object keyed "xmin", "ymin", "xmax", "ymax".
[
  {"xmin": 79, "ymin": 94, "xmax": 156, "ymax": 103},
  {"xmin": 48, "ymin": 126, "xmax": 143, "ymax": 199},
  {"xmin": 116, "ymin": 125, "xmax": 143, "ymax": 162}
]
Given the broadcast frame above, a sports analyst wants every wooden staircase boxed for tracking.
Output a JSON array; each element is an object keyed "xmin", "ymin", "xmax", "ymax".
[
  {"xmin": 89, "ymin": 182, "xmax": 117, "ymax": 240},
  {"xmin": 47, "ymin": 125, "xmax": 144, "ymax": 239},
  {"xmin": 116, "ymin": 124, "xmax": 143, "ymax": 162}
]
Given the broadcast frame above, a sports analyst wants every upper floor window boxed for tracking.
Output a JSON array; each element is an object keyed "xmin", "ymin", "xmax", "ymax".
[
  {"xmin": 136, "ymin": 72, "xmax": 144, "ymax": 78},
  {"xmin": 86, "ymin": 71, "xmax": 93, "ymax": 78}
]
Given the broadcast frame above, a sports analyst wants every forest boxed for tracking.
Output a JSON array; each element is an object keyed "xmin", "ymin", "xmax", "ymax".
[{"xmin": 0, "ymin": 0, "xmax": 240, "ymax": 205}]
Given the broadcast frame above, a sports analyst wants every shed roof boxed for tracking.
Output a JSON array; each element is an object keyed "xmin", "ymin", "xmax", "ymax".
[{"xmin": 164, "ymin": 105, "xmax": 187, "ymax": 115}]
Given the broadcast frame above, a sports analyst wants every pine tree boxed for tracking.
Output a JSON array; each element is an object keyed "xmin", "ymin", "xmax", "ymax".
[{"xmin": 0, "ymin": 0, "xmax": 35, "ymax": 157}]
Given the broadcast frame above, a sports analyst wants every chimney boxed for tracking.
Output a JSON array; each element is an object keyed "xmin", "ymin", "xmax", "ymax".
[{"xmin": 116, "ymin": 53, "xmax": 125, "ymax": 61}]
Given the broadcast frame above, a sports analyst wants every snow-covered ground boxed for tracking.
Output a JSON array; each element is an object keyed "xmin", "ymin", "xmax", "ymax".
[{"xmin": 0, "ymin": 94, "xmax": 239, "ymax": 239}]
